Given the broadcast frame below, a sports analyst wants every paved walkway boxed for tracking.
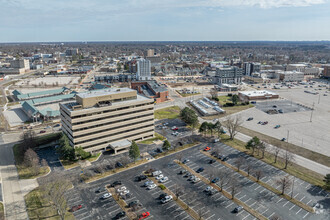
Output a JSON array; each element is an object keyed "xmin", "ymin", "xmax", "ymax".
[{"xmin": 0, "ymin": 133, "xmax": 34, "ymax": 220}]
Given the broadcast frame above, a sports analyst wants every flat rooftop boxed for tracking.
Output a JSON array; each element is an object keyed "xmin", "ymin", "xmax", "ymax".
[
  {"xmin": 77, "ymin": 88, "xmax": 135, "ymax": 99},
  {"xmin": 62, "ymin": 93, "xmax": 152, "ymax": 112},
  {"xmin": 239, "ymin": 90, "xmax": 278, "ymax": 97}
]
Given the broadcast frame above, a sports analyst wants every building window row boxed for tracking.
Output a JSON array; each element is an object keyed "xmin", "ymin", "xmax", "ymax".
[
  {"xmin": 80, "ymin": 129, "xmax": 154, "ymax": 149},
  {"xmin": 74, "ymin": 124, "xmax": 154, "ymax": 145},
  {"xmin": 72, "ymin": 107, "xmax": 153, "ymax": 126},
  {"xmin": 73, "ymin": 118, "xmax": 154, "ymax": 138}
]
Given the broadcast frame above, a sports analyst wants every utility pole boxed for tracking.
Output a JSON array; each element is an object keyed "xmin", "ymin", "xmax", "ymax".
[
  {"xmin": 287, "ymin": 130, "xmax": 289, "ymax": 143},
  {"xmin": 318, "ymin": 93, "xmax": 321, "ymax": 104},
  {"xmin": 310, "ymin": 102, "xmax": 315, "ymax": 122}
]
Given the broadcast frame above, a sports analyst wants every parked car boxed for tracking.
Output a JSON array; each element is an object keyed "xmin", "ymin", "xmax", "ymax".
[
  {"xmin": 179, "ymin": 170, "xmax": 187, "ymax": 175},
  {"xmin": 139, "ymin": 212, "xmax": 150, "ymax": 220},
  {"xmin": 233, "ymin": 206, "xmax": 243, "ymax": 213},
  {"xmin": 40, "ymin": 130, "xmax": 46, "ymax": 133},
  {"xmin": 192, "ymin": 177, "xmax": 200, "ymax": 183},
  {"xmin": 207, "ymin": 190, "xmax": 217, "ymax": 196},
  {"xmin": 211, "ymin": 177, "xmax": 220, "ymax": 183},
  {"xmin": 211, "ymin": 151, "xmax": 218, "ymax": 157},
  {"xmin": 204, "ymin": 186, "xmax": 212, "ymax": 192},
  {"xmin": 114, "ymin": 211, "xmax": 126, "ymax": 219},
  {"xmin": 128, "ymin": 200, "xmax": 139, "ymax": 207},
  {"xmin": 274, "ymin": 125, "xmax": 281, "ymax": 129},
  {"xmin": 116, "ymin": 162, "xmax": 123, "ymax": 167},
  {"xmin": 159, "ymin": 176, "xmax": 169, "ymax": 183},
  {"xmin": 188, "ymin": 175, "xmax": 196, "ymax": 181},
  {"xmin": 196, "ymin": 167, "xmax": 204, "ymax": 173},
  {"xmin": 278, "ymin": 109, "xmax": 283, "ymax": 113},
  {"xmin": 247, "ymin": 117, "xmax": 253, "ymax": 121},
  {"xmin": 209, "ymin": 159, "xmax": 216, "ymax": 164},
  {"xmin": 182, "ymin": 159, "xmax": 190, "ymax": 164},
  {"xmin": 184, "ymin": 172, "xmax": 191, "ymax": 178},
  {"xmin": 155, "ymin": 148, "xmax": 163, "ymax": 153},
  {"xmin": 221, "ymin": 156, "xmax": 229, "ymax": 161},
  {"xmin": 147, "ymin": 183, "xmax": 157, "ymax": 190},
  {"xmin": 54, "ymin": 124, "xmax": 60, "ymax": 127},
  {"xmin": 158, "ymin": 193, "xmax": 168, "ymax": 200},
  {"xmin": 143, "ymin": 181, "xmax": 154, "ymax": 187},
  {"xmin": 70, "ymin": 205, "xmax": 82, "ymax": 212},
  {"xmin": 117, "ymin": 186, "xmax": 127, "ymax": 193},
  {"xmin": 95, "ymin": 187, "xmax": 103, "ymax": 193},
  {"xmin": 262, "ymin": 121, "xmax": 268, "ymax": 125},
  {"xmin": 101, "ymin": 193, "xmax": 112, "ymax": 199},
  {"xmin": 172, "ymin": 126, "xmax": 178, "ymax": 131},
  {"xmin": 161, "ymin": 195, "xmax": 173, "ymax": 204},
  {"xmin": 156, "ymin": 174, "xmax": 164, "ymax": 180},
  {"xmin": 111, "ymin": 181, "xmax": 122, "ymax": 187},
  {"xmin": 152, "ymin": 170, "xmax": 162, "ymax": 176},
  {"xmin": 135, "ymin": 175, "xmax": 147, "ymax": 181},
  {"xmin": 213, "ymin": 139, "xmax": 220, "ymax": 143},
  {"xmin": 258, "ymin": 121, "xmax": 262, "ymax": 124},
  {"xmin": 281, "ymin": 138, "xmax": 286, "ymax": 141},
  {"xmin": 204, "ymin": 147, "xmax": 211, "ymax": 151}
]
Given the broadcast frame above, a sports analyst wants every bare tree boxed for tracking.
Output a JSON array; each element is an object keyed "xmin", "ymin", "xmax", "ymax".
[
  {"xmin": 207, "ymin": 168, "xmax": 217, "ymax": 184},
  {"xmin": 218, "ymin": 170, "xmax": 230, "ymax": 191},
  {"xmin": 197, "ymin": 207, "xmax": 208, "ymax": 220},
  {"xmin": 234, "ymin": 156, "xmax": 245, "ymax": 172},
  {"xmin": 245, "ymin": 161, "xmax": 253, "ymax": 177},
  {"xmin": 222, "ymin": 116, "xmax": 242, "ymax": 140},
  {"xmin": 20, "ymin": 130, "xmax": 37, "ymax": 151},
  {"xmin": 24, "ymin": 148, "xmax": 40, "ymax": 175},
  {"xmin": 276, "ymin": 175, "xmax": 291, "ymax": 195},
  {"xmin": 41, "ymin": 159, "xmax": 48, "ymax": 167},
  {"xmin": 175, "ymin": 152, "xmax": 184, "ymax": 162},
  {"xmin": 254, "ymin": 169, "xmax": 263, "ymax": 182},
  {"xmin": 259, "ymin": 142, "xmax": 266, "ymax": 159},
  {"xmin": 210, "ymin": 89, "xmax": 218, "ymax": 99},
  {"xmin": 40, "ymin": 173, "xmax": 72, "ymax": 220},
  {"xmin": 282, "ymin": 148, "xmax": 295, "ymax": 169},
  {"xmin": 270, "ymin": 215, "xmax": 282, "ymax": 220},
  {"xmin": 229, "ymin": 177, "xmax": 241, "ymax": 199},
  {"xmin": 271, "ymin": 145, "xmax": 281, "ymax": 163},
  {"xmin": 173, "ymin": 184, "xmax": 185, "ymax": 200}
]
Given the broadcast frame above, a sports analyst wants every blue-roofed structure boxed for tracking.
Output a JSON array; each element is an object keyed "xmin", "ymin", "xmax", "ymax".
[{"xmin": 13, "ymin": 87, "xmax": 68, "ymax": 101}]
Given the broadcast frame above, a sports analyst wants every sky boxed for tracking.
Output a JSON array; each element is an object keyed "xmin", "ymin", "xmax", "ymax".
[{"xmin": 0, "ymin": 0, "xmax": 330, "ymax": 42}]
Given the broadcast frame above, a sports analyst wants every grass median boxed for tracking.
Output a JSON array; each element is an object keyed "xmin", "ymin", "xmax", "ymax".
[
  {"xmin": 61, "ymin": 152, "xmax": 101, "ymax": 170},
  {"xmin": 25, "ymin": 188, "xmax": 75, "ymax": 220},
  {"xmin": 175, "ymin": 160, "xmax": 267, "ymax": 220},
  {"xmin": 138, "ymin": 133, "xmax": 166, "ymax": 145},
  {"xmin": 201, "ymin": 150, "xmax": 315, "ymax": 213},
  {"xmin": 0, "ymin": 202, "xmax": 4, "ymax": 220},
  {"xmin": 219, "ymin": 134, "xmax": 325, "ymax": 188},
  {"xmin": 107, "ymin": 187, "xmax": 135, "ymax": 220}
]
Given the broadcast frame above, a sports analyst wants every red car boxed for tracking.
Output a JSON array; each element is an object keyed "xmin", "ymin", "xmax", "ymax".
[
  {"xmin": 40, "ymin": 130, "xmax": 46, "ymax": 133},
  {"xmin": 204, "ymin": 147, "xmax": 211, "ymax": 151},
  {"xmin": 70, "ymin": 205, "xmax": 82, "ymax": 212},
  {"xmin": 139, "ymin": 212, "xmax": 150, "ymax": 219},
  {"xmin": 172, "ymin": 127, "xmax": 178, "ymax": 131}
]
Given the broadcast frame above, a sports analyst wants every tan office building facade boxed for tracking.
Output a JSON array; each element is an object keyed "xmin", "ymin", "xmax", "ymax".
[{"xmin": 60, "ymin": 88, "xmax": 154, "ymax": 153}]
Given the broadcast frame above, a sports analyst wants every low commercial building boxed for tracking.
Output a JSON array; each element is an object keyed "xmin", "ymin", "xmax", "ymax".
[
  {"xmin": 278, "ymin": 71, "xmax": 304, "ymax": 82},
  {"xmin": 60, "ymin": 88, "xmax": 154, "ymax": 153},
  {"xmin": 239, "ymin": 90, "xmax": 279, "ymax": 101},
  {"xmin": 130, "ymin": 80, "xmax": 169, "ymax": 103}
]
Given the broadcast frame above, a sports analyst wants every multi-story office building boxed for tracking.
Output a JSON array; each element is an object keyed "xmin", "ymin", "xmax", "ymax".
[
  {"xmin": 278, "ymin": 71, "xmax": 304, "ymax": 82},
  {"xmin": 60, "ymin": 88, "xmax": 154, "ymax": 153},
  {"xmin": 213, "ymin": 66, "xmax": 243, "ymax": 85},
  {"xmin": 136, "ymin": 58, "xmax": 151, "ymax": 80},
  {"xmin": 323, "ymin": 65, "xmax": 330, "ymax": 78},
  {"xmin": 9, "ymin": 59, "xmax": 30, "ymax": 70},
  {"xmin": 243, "ymin": 62, "xmax": 260, "ymax": 76},
  {"xmin": 147, "ymin": 49, "xmax": 155, "ymax": 57}
]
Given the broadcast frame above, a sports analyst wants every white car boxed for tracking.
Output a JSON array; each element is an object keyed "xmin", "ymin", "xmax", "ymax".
[
  {"xmin": 147, "ymin": 183, "xmax": 157, "ymax": 190},
  {"xmin": 144, "ymin": 181, "xmax": 153, "ymax": 187},
  {"xmin": 188, "ymin": 175, "xmax": 196, "ymax": 181},
  {"xmin": 159, "ymin": 176, "xmax": 168, "ymax": 183},
  {"xmin": 152, "ymin": 170, "xmax": 162, "ymax": 177},
  {"xmin": 156, "ymin": 174, "xmax": 164, "ymax": 180},
  {"xmin": 101, "ymin": 193, "xmax": 112, "ymax": 199},
  {"xmin": 161, "ymin": 195, "xmax": 173, "ymax": 204},
  {"xmin": 117, "ymin": 186, "xmax": 127, "ymax": 193},
  {"xmin": 120, "ymin": 190, "xmax": 129, "ymax": 196},
  {"xmin": 192, "ymin": 177, "xmax": 200, "ymax": 183},
  {"xmin": 204, "ymin": 186, "xmax": 212, "ymax": 192}
]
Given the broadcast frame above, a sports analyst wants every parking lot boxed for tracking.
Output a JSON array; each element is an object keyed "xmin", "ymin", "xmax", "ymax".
[
  {"xmin": 255, "ymin": 100, "xmax": 311, "ymax": 114},
  {"xmin": 36, "ymin": 147, "xmax": 63, "ymax": 172},
  {"xmin": 238, "ymin": 86, "xmax": 330, "ymax": 156},
  {"xmin": 204, "ymin": 142, "xmax": 330, "ymax": 219},
  {"xmin": 155, "ymin": 118, "xmax": 192, "ymax": 143}
]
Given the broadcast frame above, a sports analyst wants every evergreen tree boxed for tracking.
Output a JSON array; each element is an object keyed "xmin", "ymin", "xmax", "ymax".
[
  {"xmin": 129, "ymin": 141, "xmax": 140, "ymax": 162},
  {"xmin": 162, "ymin": 140, "xmax": 171, "ymax": 151},
  {"xmin": 324, "ymin": 174, "xmax": 330, "ymax": 189}
]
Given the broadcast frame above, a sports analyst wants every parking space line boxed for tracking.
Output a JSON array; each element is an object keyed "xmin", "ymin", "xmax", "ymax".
[
  {"xmin": 282, "ymin": 201, "xmax": 290, "ymax": 207},
  {"xmin": 242, "ymin": 213, "xmax": 250, "ymax": 220},
  {"xmin": 238, "ymin": 195, "xmax": 246, "ymax": 201},
  {"xmin": 296, "ymin": 208, "xmax": 302, "ymax": 214},
  {"xmin": 261, "ymin": 208, "xmax": 268, "ymax": 215},
  {"xmin": 254, "ymin": 185, "xmax": 262, "ymax": 190},
  {"xmin": 243, "ymin": 198, "xmax": 251, "ymax": 204},
  {"xmin": 289, "ymin": 204, "xmax": 296, "ymax": 210},
  {"xmin": 174, "ymin": 211, "xmax": 185, "ymax": 218},
  {"xmin": 205, "ymin": 213, "xmax": 215, "ymax": 220},
  {"xmin": 306, "ymin": 200, "xmax": 312, "ymax": 205},
  {"xmin": 299, "ymin": 196, "xmax": 305, "ymax": 201},
  {"xmin": 166, "ymin": 203, "xmax": 176, "ymax": 210},
  {"xmin": 108, "ymin": 207, "xmax": 121, "ymax": 215},
  {"xmin": 225, "ymin": 202, "xmax": 233, "ymax": 208},
  {"xmin": 302, "ymin": 212, "xmax": 309, "ymax": 219},
  {"xmin": 268, "ymin": 212, "xmax": 275, "ymax": 219}
]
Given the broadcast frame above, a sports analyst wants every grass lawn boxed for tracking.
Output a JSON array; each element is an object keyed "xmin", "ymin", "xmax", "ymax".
[
  {"xmin": 219, "ymin": 134, "xmax": 325, "ymax": 187},
  {"xmin": 0, "ymin": 202, "xmax": 4, "ymax": 220},
  {"xmin": 25, "ymin": 188, "xmax": 75, "ymax": 220},
  {"xmin": 139, "ymin": 133, "xmax": 166, "ymax": 145},
  {"xmin": 238, "ymin": 126, "xmax": 330, "ymax": 168},
  {"xmin": 176, "ymin": 90, "xmax": 201, "ymax": 97},
  {"xmin": 13, "ymin": 144, "xmax": 50, "ymax": 179},
  {"xmin": 154, "ymin": 106, "xmax": 181, "ymax": 120}
]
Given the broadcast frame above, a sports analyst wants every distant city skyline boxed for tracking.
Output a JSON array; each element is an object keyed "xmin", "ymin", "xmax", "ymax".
[{"xmin": 0, "ymin": 0, "xmax": 329, "ymax": 42}]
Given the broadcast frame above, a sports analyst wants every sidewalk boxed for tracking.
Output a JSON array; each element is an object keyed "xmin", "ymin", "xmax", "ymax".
[{"xmin": 0, "ymin": 134, "xmax": 30, "ymax": 220}]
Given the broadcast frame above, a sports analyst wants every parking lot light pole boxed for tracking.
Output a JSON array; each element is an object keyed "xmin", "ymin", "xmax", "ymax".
[
  {"xmin": 287, "ymin": 130, "xmax": 289, "ymax": 143},
  {"xmin": 310, "ymin": 102, "xmax": 315, "ymax": 122}
]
